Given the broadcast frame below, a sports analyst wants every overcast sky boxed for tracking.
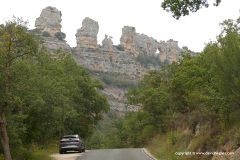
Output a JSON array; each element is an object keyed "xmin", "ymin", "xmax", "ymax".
[{"xmin": 1, "ymin": 0, "xmax": 240, "ymax": 52}]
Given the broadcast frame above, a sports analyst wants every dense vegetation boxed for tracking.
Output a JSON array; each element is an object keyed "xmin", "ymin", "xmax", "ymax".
[
  {"xmin": 87, "ymin": 18, "xmax": 240, "ymax": 159},
  {"xmin": 98, "ymin": 72, "xmax": 136, "ymax": 89},
  {"xmin": 136, "ymin": 52, "xmax": 164, "ymax": 67},
  {"xmin": 0, "ymin": 18, "xmax": 108, "ymax": 159}
]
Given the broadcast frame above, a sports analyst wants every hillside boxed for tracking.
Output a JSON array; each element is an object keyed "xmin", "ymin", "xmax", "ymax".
[{"xmin": 32, "ymin": 6, "xmax": 193, "ymax": 113}]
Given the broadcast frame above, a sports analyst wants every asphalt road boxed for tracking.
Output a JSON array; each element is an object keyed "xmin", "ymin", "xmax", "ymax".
[{"xmin": 76, "ymin": 148, "xmax": 155, "ymax": 160}]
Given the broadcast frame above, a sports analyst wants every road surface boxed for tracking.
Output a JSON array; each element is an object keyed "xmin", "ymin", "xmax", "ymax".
[{"xmin": 76, "ymin": 148, "xmax": 155, "ymax": 160}]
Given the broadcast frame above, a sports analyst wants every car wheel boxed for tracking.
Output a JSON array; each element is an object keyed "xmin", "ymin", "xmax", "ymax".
[
  {"xmin": 82, "ymin": 148, "xmax": 85, "ymax": 152},
  {"xmin": 59, "ymin": 149, "xmax": 64, "ymax": 154},
  {"xmin": 78, "ymin": 147, "xmax": 82, "ymax": 153}
]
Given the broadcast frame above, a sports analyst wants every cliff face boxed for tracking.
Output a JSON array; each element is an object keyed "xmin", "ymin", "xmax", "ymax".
[
  {"xmin": 35, "ymin": 6, "xmax": 62, "ymax": 36},
  {"xmin": 120, "ymin": 26, "xmax": 186, "ymax": 63},
  {"xmin": 75, "ymin": 17, "xmax": 99, "ymax": 49},
  {"xmin": 34, "ymin": 6, "xmax": 72, "ymax": 54},
  {"xmin": 34, "ymin": 6, "xmax": 189, "ymax": 112}
]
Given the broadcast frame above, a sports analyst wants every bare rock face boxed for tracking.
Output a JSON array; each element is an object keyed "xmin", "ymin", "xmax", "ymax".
[
  {"xmin": 135, "ymin": 33, "xmax": 159, "ymax": 56},
  {"xmin": 120, "ymin": 26, "xmax": 159, "ymax": 57},
  {"xmin": 120, "ymin": 26, "xmax": 138, "ymax": 55},
  {"xmin": 42, "ymin": 37, "xmax": 72, "ymax": 54},
  {"xmin": 35, "ymin": 6, "xmax": 62, "ymax": 36},
  {"xmin": 34, "ymin": 6, "xmax": 71, "ymax": 54},
  {"xmin": 102, "ymin": 34, "xmax": 114, "ymax": 51},
  {"xmin": 159, "ymin": 39, "xmax": 182, "ymax": 63},
  {"xmin": 75, "ymin": 17, "xmax": 99, "ymax": 48}
]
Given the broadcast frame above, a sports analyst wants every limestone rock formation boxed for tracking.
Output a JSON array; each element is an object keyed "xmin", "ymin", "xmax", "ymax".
[
  {"xmin": 120, "ymin": 26, "xmax": 138, "ymax": 55},
  {"xmin": 135, "ymin": 33, "xmax": 159, "ymax": 56},
  {"xmin": 35, "ymin": 6, "xmax": 62, "ymax": 37},
  {"xmin": 73, "ymin": 47, "xmax": 149, "ymax": 78},
  {"xmin": 72, "ymin": 47, "xmax": 153, "ymax": 111},
  {"xmin": 33, "ymin": 6, "xmax": 194, "ymax": 112},
  {"xmin": 42, "ymin": 37, "xmax": 72, "ymax": 54},
  {"xmin": 102, "ymin": 34, "xmax": 114, "ymax": 51},
  {"xmin": 120, "ymin": 26, "xmax": 162, "ymax": 59},
  {"xmin": 34, "ymin": 6, "xmax": 71, "ymax": 54},
  {"xmin": 158, "ymin": 39, "xmax": 182, "ymax": 63},
  {"xmin": 75, "ymin": 17, "xmax": 99, "ymax": 48}
]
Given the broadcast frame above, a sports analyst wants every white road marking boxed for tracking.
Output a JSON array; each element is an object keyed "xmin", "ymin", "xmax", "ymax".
[{"xmin": 141, "ymin": 148, "xmax": 157, "ymax": 160}]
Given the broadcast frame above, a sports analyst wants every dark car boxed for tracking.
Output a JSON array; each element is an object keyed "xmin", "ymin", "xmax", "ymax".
[{"xmin": 59, "ymin": 134, "xmax": 85, "ymax": 154}]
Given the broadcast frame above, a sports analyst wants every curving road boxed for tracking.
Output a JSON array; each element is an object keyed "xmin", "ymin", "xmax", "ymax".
[{"xmin": 77, "ymin": 148, "xmax": 155, "ymax": 160}]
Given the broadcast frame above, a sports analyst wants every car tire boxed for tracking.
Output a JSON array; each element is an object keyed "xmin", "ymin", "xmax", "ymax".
[
  {"xmin": 78, "ymin": 147, "xmax": 82, "ymax": 153},
  {"xmin": 82, "ymin": 148, "xmax": 85, "ymax": 152},
  {"xmin": 59, "ymin": 149, "xmax": 64, "ymax": 154}
]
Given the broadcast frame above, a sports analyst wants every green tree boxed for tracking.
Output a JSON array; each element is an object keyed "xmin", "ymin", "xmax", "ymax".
[
  {"xmin": 161, "ymin": 0, "xmax": 221, "ymax": 19},
  {"xmin": 11, "ymin": 50, "xmax": 109, "ymax": 144},
  {"xmin": 1, "ymin": 18, "xmax": 109, "ymax": 159},
  {"xmin": 127, "ymin": 70, "xmax": 172, "ymax": 132},
  {"xmin": 202, "ymin": 19, "xmax": 240, "ymax": 127},
  {"xmin": 0, "ymin": 18, "xmax": 40, "ymax": 160}
]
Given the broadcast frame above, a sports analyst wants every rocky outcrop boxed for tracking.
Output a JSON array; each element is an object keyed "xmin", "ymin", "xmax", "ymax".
[
  {"xmin": 75, "ymin": 17, "xmax": 99, "ymax": 48},
  {"xmin": 34, "ymin": 6, "xmax": 193, "ymax": 112},
  {"xmin": 120, "ymin": 26, "xmax": 182, "ymax": 63},
  {"xmin": 35, "ymin": 6, "xmax": 62, "ymax": 37},
  {"xmin": 102, "ymin": 34, "xmax": 114, "ymax": 51},
  {"xmin": 72, "ymin": 47, "xmax": 150, "ymax": 79},
  {"xmin": 34, "ymin": 6, "xmax": 71, "ymax": 54},
  {"xmin": 120, "ymin": 26, "xmax": 138, "ymax": 55},
  {"xmin": 159, "ymin": 39, "xmax": 182, "ymax": 63},
  {"xmin": 135, "ymin": 34, "xmax": 159, "ymax": 57},
  {"xmin": 42, "ymin": 37, "xmax": 72, "ymax": 54}
]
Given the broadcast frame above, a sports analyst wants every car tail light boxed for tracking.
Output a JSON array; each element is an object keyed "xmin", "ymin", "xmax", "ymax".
[{"xmin": 71, "ymin": 140, "xmax": 80, "ymax": 142}]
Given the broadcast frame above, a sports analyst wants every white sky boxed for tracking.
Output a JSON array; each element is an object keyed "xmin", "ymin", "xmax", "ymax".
[{"xmin": 1, "ymin": 0, "xmax": 240, "ymax": 52}]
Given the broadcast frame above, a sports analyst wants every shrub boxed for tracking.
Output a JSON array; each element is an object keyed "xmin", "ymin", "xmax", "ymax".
[
  {"xmin": 136, "ymin": 52, "xmax": 161, "ymax": 67},
  {"xmin": 115, "ymin": 45, "xmax": 125, "ymax": 51},
  {"xmin": 42, "ymin": 31, "xmax": 50, "ymax": 37},
  {"xmin": 54, "ymin": 32, "xmax": 66, "ymax": 41},
  {"xmin": 100, "ymin": 73, "xmax": 135, "ymax": 88}
]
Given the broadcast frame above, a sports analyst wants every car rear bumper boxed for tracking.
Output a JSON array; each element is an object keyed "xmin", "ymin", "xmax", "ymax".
[{"xmin": 60, "ymin": 145, "xmax": 80, "ymax": 151}]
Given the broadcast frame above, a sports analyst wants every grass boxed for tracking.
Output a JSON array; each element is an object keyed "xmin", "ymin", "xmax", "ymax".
[
  {"xmin": 31, "ymin": 140, "xmax": 59, "ymax": 160},
  {"xmin": 0, "ymin": 140, "xmax": 59, "ymax": 160},
  {"xmin": 146, "ymin": 121, "xmax": 240, "ymax": 160},
  {"xmin": 147, "ymin": 131, "xmax": 194, "ymax": 160}
]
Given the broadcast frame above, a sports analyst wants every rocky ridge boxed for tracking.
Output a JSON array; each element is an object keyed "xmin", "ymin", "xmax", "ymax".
[{"xmin": 34, "ymin": 6, "xmax": 188, "ymax": 112}]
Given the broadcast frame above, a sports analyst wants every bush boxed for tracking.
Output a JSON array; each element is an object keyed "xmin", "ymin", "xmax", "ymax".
[
  {"xmin": 12, "ymin": 146, "xmax": 33, "ymax": 160},
  {"xmin": 115, "ymin": 45, "xmax": 124, "ymax": 51},
  {"xmin": 54, "ymin": 32, "xmax": 66, "ymax": 41},
  {"xmin": 42, "ymin": 31, "xmax": 50, "ymax": 37},
  {"xmin": 99, "ymin": 73, "xmax": 135, "ymax": 88},
  {"xmin": 136, "ymin": 52, "xmax": 161, "ymax": 67}
]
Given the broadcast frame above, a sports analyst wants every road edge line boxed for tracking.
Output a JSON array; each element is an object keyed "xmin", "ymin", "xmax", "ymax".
[{"xmin": 141, "ymin": 148, "xmax": 157, "ymax": 160}]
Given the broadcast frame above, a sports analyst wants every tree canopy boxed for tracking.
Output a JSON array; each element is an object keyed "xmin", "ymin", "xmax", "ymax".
[
  {"xmin": 161, "ymin": 0, "xmax": 222, "ymax": 19},
  {"xmin": 0, "ymin": 18, "xmax": 108, "ymax": 159}
]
